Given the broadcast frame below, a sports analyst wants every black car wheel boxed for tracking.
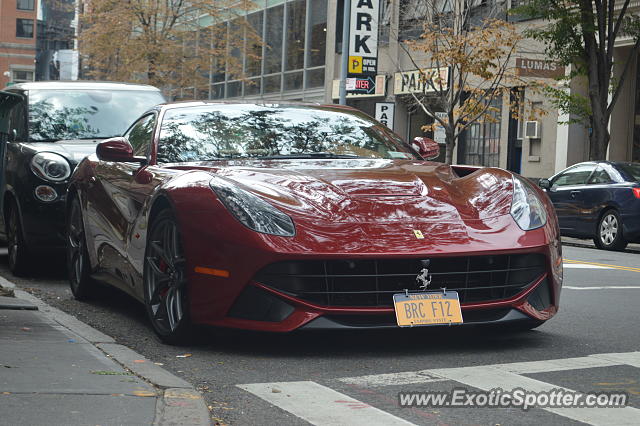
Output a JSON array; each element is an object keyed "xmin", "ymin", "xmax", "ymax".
[
  {"xmin": 594, "ymin": 209, "xmax": 627, "ymax": 251},
  {"xmin": 143, "ymin": 210, "xmax": 191, "ymax": 345},
  {"xmin": 67, "ymin": 197, "xmax": 97, "ymax": 300},
  {"xmin": 6, "ymin": 203, "xmax": 30, "ymax": 276}
]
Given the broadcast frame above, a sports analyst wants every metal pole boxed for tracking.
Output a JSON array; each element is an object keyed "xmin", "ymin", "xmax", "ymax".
[{"xmin": 338, "ymin": 0, "xmax": 351, "ymax": 105}]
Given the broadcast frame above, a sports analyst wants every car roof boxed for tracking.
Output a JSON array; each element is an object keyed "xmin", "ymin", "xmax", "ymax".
[
  {"xmin": 158, "ymin": 100, "xmax": 358, "ymax": 112},
  {"xmin": 5, "ymin": 81, "xmax": 161, "ymax": 91}
]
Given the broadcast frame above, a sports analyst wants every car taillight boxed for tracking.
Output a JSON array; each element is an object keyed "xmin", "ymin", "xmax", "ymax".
[{"xmin": 633, "ymin": 188, "xmax": 640, "ymax": 199}]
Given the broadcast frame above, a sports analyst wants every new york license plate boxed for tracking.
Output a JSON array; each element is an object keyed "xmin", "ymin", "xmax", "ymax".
[{"xmin": 393, "ymin": 291, "xmax": 464, "ymax": 327}]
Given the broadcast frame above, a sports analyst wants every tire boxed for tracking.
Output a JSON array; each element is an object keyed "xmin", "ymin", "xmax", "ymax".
[
  {"xmin": 67, "ymin": 197, "xmax": 97, "ymax": 300},
  {"xmin": 6, "ymin": 202, "xmax": 31, "ymax": 276},
  {"xmin": 143, "ymin": 210, "xmax": 191, "ymax": 345},
  {"xmin": 594, "ymin": 209, "xmax": 628, "ymax": 251}
]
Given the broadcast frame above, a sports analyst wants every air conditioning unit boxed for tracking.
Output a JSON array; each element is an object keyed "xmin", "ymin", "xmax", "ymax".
[{"xmin": 525, "ymin": 121, "xmax": 541, "ymax": 138}]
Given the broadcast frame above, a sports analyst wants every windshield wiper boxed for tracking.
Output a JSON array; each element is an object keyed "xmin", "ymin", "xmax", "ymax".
[{"xmin": 257, "ymin": 152, "xmax": 362, "ymax": 160}]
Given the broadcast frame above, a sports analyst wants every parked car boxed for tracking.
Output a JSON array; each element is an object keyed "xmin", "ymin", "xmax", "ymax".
[
  {"xmin": 0, "ymin": 81, "xmax": 166, "ymax": 275},
  {"xmin": 539, "ymin": 161, "xmax": 640, "ymax": 250},
  {"xmin": 68, "ymin": 102, "xmax": 562, "ymax": 344}
]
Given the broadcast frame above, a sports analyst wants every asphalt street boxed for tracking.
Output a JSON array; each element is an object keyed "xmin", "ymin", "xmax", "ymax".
[{"xmin": 0, "ymin": 244, "xmax": 638, "ymax": 426}]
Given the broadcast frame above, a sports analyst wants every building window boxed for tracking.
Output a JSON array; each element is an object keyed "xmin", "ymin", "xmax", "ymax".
[
  {"xmin": 462, "ymin": 96, "xmax": 502, "ymax": 167},
  {"xmin": 12, "ymin": 70, "xmax": 34, "ymax": 83},
  {"xmin": 16, "ymin": 18, "xmax": 34, "ymax": 38},
  {"xmin": 17, "ymin": 0, "xmax": 35, "ymax": 10}
]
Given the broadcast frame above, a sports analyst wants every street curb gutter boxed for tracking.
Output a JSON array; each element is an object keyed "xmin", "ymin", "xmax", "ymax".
[{"xmin": 0, "ymin": 276, "xmax": 211, "ymax": 426}]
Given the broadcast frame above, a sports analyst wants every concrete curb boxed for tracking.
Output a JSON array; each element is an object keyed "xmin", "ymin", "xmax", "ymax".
[{"xmin": 0, "ymin": 276, "xmax": 211, "ymax": 426}]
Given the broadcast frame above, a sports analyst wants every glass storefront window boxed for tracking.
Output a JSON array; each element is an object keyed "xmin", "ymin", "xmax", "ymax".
[
  {"xmin": 246, "ymin": 12, "xmax": 263, "ymax": 77},
  {"xmin": 305, "ymin": 68, "xmax": 324, "ymax": 89},
  {"xmin": 264, "ymin": 5, "xmax": 284, "ymax": 74},
  {"xmin": 284, "ymin": 71, "xmax": 303, "ymax": 90},
  {"xmin": 264, "ymin": 75, "xmax": 281, "ymax": 93},
  {"xmin": 211, "ymin": 84, "xmax": 225, "ymax": 99},
  {"xmin": 227, "ymin": 81, "xmax": 242, "ymax": 98},
  {"xmin": 245, "ymin": 78, "xmax": 262, "ymax": 95},
  {"xmin": 307, "ymin": 0, "xmax": 327, "ymax": 67},
  {"xmin": 462, "ymin": 96, "xmax": 502, "ymax": 167},
  {"xmin": 285, "ymin": 0, "xmax": 306, "ymax": 71}
]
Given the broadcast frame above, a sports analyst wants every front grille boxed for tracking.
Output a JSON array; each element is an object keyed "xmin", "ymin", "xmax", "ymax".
[{"xmin": 255, "ymin": 254, "xmax": 547, "ymax": 307}]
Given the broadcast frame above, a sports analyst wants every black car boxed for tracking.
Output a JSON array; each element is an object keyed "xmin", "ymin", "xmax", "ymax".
[
  {"xmin": 0, "ymin": 81, "xmax": 165, "ymax": 275},
  {"xmin": 539, "ymin": 161, "xmax": 640, "ymax": 250}
]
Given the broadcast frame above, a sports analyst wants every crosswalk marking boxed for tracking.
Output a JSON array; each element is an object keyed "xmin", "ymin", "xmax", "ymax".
[
  {"xmin": 432, "ymin": 366, "xmax": 640, "ymax": 426},
  {"xmin": 237, "ymin": 381, "xmax": 416, "ymax": 426},
  {"xmin": 240, "ymin": 351, "xmax": 640, "ymax": 426},
  {"xmin": 340, "ymin": 353, "xmax": 625, "ymax": 387}
]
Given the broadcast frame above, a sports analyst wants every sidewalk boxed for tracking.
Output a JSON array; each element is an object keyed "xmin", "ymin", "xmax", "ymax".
[
  {"xmin": 0, "ymin": 279, "xmax": 211, "ymax": 426},
  {"xmin": 562, "ymin": 236, "xmax": 640, "ymax": 253}
]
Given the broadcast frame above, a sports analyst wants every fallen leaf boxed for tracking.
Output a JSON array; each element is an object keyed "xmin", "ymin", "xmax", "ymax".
[
  {"xmin": 176, "ymin": 354, "xmax": 192, "ymax": 358},
  {"xmin": 154, "ymin": 362, "xmax": 164, "ymax": 366},
  {"xmin": 133, "ymin": 360, "xmax": 146, "ymax": 363},
  {"xmin": 271, "ymin": 388, "xmax": 281, "ymax": 393},
  {"xmin": 21, "ymin": 327, "xmax": 31, "ymax": 331}
]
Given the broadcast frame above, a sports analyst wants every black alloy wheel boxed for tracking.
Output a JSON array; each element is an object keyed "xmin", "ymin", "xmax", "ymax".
[
  {"xmin": 6, "ymin": 203, "xmax": 30, "ymax": 276},
  {"xmin": 67, "ymin": 197, "xmax": 97, "ymax": 299},
  {"xmin": 594, "ymin": 209, "xmax": 628, "ymax": 251},
  {"xmin": 143, "ymin": 210, "xmax": 191, "ymax": 344}
]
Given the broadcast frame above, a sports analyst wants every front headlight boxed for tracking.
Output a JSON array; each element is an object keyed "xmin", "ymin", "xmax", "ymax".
[
  {"xmin": 510, "ymin": 175, "xmax": 547, "ymax": 230},
  {"xmin": 209, "ymin": 177, "xmax": 295, "ymax": 237},
  {"xmin": 31, "ymin": 152, "xmax": 71, "ymax": 182}
]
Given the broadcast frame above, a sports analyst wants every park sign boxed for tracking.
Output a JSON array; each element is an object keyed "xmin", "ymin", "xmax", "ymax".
[
  {"xmin": 394, "ymin": 68, "xmax": 449, "ymax": 95},
  {"xmin": 347, "ymin": 0, "xmax": 379, "ymax": 94}
]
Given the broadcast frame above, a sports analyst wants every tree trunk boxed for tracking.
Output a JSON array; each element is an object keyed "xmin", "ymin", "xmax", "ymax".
[
  {"xmin": 589, "ymin": 112, "xmax": 610, "ymax": 160},
  {"xmin": 445, "ymin": 127, "xmax": 456, "ymax": 164}
]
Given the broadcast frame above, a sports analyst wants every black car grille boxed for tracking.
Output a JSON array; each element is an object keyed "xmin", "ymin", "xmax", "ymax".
[{"xmin": 254, "ymin": 254, "xmax": 547, "ymax": 307}]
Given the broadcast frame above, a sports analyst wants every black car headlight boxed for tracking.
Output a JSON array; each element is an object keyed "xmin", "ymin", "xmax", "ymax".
[
  {"xmin": 31, "ymin": 152, "xmax": 71, "ymax": 182},
  {"xmin": 209, "ymin": 177, "xmax": 295, "ymax": 237},
  {"xmin": 510, "ymin": 175, "xmax": 547, "ymax": 230}
]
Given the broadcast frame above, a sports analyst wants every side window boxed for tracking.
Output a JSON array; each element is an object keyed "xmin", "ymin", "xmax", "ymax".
[
  {"xmin": 553, "ymin": 164, "xmax": 596, "ymax": 187},
  {"xmin": 1, "ymin": 91, "xmax": 27, "ymax": 141},
  {"xmin": 125, "ymin": 114, "xmax": 156, "ymax": 157},
  {"xmin": 588, "ymin": 166, "xmax": 613, "ymax": 184}
]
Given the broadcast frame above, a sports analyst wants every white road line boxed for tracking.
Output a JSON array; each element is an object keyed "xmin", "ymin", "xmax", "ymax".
[
  {"xmin": 562, "ymin": 264, "xmax": 611, "ymax": 269},
  {"xmin": 237, "ymin": 381, "xmax": 416, "ymax": 426},
  {"xmin": 431, "ymin": 366, "xmax": 640, "ymax": 426},
  {"xmin": 493, "ymin": 356, "xmax": 620, "ymax": 374},
  {"xmin": 564, "ymin": 286, "xmax": 640, "ymax": 290},
  {"xmin": 337, "ymin": 371, "xmax": 446, "ymax": 387},
  {"xmin": 340, "ymin": 353, "xmax": 626, "ymax": 387},
  {"xmin": 591, "ymin": 351, "xmax": 640, "ymax": 368}
]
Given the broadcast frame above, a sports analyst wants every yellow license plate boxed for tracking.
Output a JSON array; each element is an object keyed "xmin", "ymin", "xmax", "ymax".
[{"xmin": 393, "ymin": 291, "xmax": 463, "ymax": 327}]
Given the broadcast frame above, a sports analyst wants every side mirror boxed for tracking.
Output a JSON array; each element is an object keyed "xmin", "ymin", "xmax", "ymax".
[
  {"xmin": 538, "ymin": 178, "xmax": 551, "ymax": 190},
  {"xmin": 96, "ymin": 137, "xmax": 146, "ymax": 163},
  {"xmin": 412, "ymin": 137, "xmax": 440, "ymax": 160}
]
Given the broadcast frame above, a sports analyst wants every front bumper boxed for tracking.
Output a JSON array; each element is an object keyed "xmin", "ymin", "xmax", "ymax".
[{"xmin": 173, "ymin": 192, "xmax": 562, "ymax": 333}]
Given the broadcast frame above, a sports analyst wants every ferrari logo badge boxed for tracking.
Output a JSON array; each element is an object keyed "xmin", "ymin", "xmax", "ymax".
[
  {"xmin": 416, "ymin": 268, "xmax": 432, "ymax": 290},
  {"xmin": 413, "ymin": 230, "xmax": 424, "ymax": 239}
]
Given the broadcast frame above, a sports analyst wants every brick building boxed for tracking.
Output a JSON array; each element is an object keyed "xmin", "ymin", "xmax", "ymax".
[{"xmin": 0, "ymin": 0, "xmax": 38, "ymax": 87}]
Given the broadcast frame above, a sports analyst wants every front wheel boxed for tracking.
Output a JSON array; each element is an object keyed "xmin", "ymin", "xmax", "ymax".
[
  {"xmin": 143, "ymin": 210, "xmax": 191, "ymax": 345},
  {"xmin": 67, "ymin": 197, "xmax": 97, "ymax": 300},
  {"xmin": 6, "ymin": 203, "xmax": 30, "ymax": 276},
  {"xmin": 594, "ymin": 210, "xmax": 627, "ymax": 251}
]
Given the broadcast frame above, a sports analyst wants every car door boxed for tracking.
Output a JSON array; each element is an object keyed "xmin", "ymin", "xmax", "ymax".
[
  {"xmin": 547, "ymin": 163, "xmax": 597, "ymax": 234},
  {"xmin": 88, "ymin": 113, "xmax": 157, "ymax": 282},
  {"xmin": 577, "ymin": 165, "xmax": 617, "ymax": 236},
  {"xmin": 0, "ymin": 91, "xmax": 26, "ymax": 236}
]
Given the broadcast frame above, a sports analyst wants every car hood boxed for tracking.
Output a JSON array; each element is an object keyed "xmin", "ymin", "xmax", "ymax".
[
  {"xmin": 185, "ymin": 159, "xmax": 515, "ymax": 224},
  {"xmin": 21, "ymin": 140, "xmax": 101, "ymax": 164}
]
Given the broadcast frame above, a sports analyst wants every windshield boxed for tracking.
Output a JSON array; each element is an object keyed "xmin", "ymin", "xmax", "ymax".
[
  {"xmin": 28, "ymin": 89, "xmax": 165, "ymax": 141},
  {"xmin": 618, "ymin": 163, "xmax": 640, "ymax": 181},
  {"xmin": 157, "ymin": 104, "xmax": 415, "ymax": 162}
]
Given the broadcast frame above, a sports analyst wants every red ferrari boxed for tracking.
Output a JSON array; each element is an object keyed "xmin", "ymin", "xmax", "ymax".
[{"xmin": 67, "ymin": 102, "xmax": 562, "ymax": 344}]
